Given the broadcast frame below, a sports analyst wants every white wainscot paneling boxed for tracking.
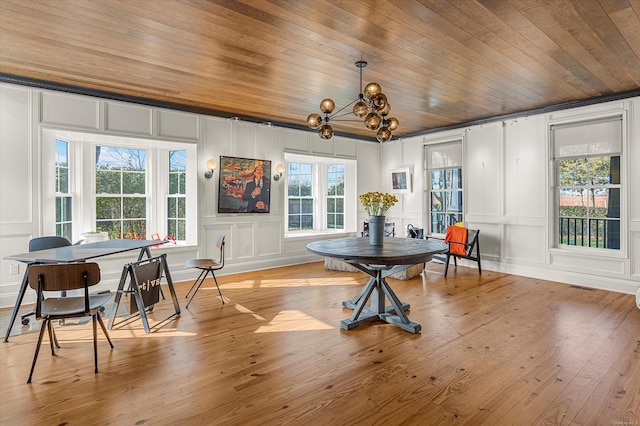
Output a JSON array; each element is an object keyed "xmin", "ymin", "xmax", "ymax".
[
  {"xmin": 466, "ymin": 222, "xmax": 501, "ymax": 259},
  {"xmin": 465, "ymin": 123, "xmax": 502, "ymax": 216},
  {"xmin": 203, "ymin": 116, "xmax": 232, "ymax": 155},
  {"xmin": 632, "ymin": 231, "xmax": 640, "ymax": 278},
  {"xmin": 257, "ymin": 222, "xmax": 282, "ymax": 256},
  {"xmin": 0, "ymin": 234, "xmax": 32, "ymax": 308},
  {"xmin": 504, "ymin": 116, "xmax": 546, "ymax": 218},
  {"xmin": 283, "ymin": 237, "xmax": 315, "ymax": 255},
  {"xmin": 105, "ymin": 101, "xmax": 153, "ymax": 136},
  {"xmin": 157, "ymin": 109, "xmax": 199, "ymax": 141},
  {"xmin": 235, "ymin": 222, "xmax": 255, "ymax": 260},
  {"xmin": 401, "ymin": 188, "xmax": 422, "ymax": 216},
  {"xmin": 382, "ymin": 140, "xmax": 402, "ymax": 168},
  {"xmin": 1, "ymin": 86, "xmax": 32, "ymax": 224},
  {"xmin": 503, "ymin": 224, "xmax": 546, "ymax": 263},
  {"xmin": 550, "ymin": 251, "xmax": 626, "ymax": 276},
  {"xmin": 311, "ymin": 135, "xmax": 334, "ymax": 155},
  {"xmin": 282, "ymin": 128, "xmax": 310, "ymax": 153},
  {"xmin": 40, "ymin": 91, "xmax": 99, "ymax": 130},
  {"xmin": 397, "ymin": 213, "xmax": 423, "ymax": 237},
  {"xmin": 334, "ymin": 136, "xmax": 357, "ymax": 158},
  {"xmin": 203, "ymin": 224, "xmax": 234, "ymax": 259},
  {"xmin": 357, "ymin": 141, "xmax": 382, "ymax": 194},
  {"xmin": 402, "ymin": 138, "xmax": 423, "ymax": 215},
  {"xmin": 232, "ymin": 121, "xmax": 256, "ymax": 157},
  {"xmin": 630, "ymin": 99, "xmax": 640, "ymax": 222},
  {"xmin": 381, "ymin": 139, "xmax": 402, "ymax": 193},
  {"xmin": 402, "ymin": 136, "xmax": 423, "ymax": 166},
  {"xmin": 255, "ymin": 125, "xmax": 280, "ymax": 158}
]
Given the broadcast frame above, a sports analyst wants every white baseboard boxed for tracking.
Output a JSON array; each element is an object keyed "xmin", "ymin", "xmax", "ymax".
[{"xmin": 473, "ymin": 259, "xmax": 640, "ymax": 295}]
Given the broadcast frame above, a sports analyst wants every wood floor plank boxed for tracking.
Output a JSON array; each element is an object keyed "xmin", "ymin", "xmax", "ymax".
[
  {"xmin": 471, "ymin": 291, "xmax": 633, "ymax": 424},
  {"xmin": 0, "ymin": 261, "xmax": 638, "ymax": 425}
]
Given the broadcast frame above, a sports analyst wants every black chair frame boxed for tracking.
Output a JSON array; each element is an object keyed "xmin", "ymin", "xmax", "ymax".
[
  {"xmin": 427, "ymin": 228, "xmax": 482, "ymax": 278},
  {"xmin": 185, "ymin": 235, "xmax": 226, "ymax": 308},
  {"xmin": 27, "ymin": 262, "xmax": 114, "ymax": 383},
  {"xmin": 362, "ymin": 221, "xmax": 395, "ymax": 237}
]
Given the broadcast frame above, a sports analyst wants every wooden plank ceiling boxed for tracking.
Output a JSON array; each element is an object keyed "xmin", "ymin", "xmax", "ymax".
[{"xmin": 1, "ymin": 0, "xmax": 640, "ymax": 140}]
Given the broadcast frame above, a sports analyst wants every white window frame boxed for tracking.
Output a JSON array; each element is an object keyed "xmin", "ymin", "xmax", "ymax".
[
  {"xmin": 42, "ymin": 130, "xmax": 198, "ymax": 246},
  {"xmin": 326, "ymin": 163, "xmax": 346, "ymax": 230},
  {"xmin": 167, "ymin": 149, "xmax": 188, "ymax": 241},
  {"xmin": 54, "ymin": 138, "xmax": 73, "ymax": 240},
  {"xmin": 425, "ymin": 140, "xmax": 464, "ymax": 235},
  {"xmin": 549, "ymin": 113, "xmax": 626, "ymax": 256},
  {"xmin": 284, "ymin": 152, "xmax": 357, "ymax": 237}
]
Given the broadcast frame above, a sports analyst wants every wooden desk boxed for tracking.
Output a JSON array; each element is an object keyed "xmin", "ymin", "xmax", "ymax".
[
  {"xmin": 3, "ymin": 239, "xmax": 168, "ymax": 342},
  {"xmin": 307, "ymin": 237, "xmax": 448, "ymax": 333}
]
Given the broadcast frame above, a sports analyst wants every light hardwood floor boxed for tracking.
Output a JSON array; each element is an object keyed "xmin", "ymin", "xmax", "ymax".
[{"xmin": 1, "ymin": 261, "xmax": 638, "ymax": 425}]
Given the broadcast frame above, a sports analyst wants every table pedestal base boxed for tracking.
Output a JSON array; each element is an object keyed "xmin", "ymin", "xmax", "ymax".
[{"xmin": 341, "ymin": 263, "xmax": 421, "ymax": 334}]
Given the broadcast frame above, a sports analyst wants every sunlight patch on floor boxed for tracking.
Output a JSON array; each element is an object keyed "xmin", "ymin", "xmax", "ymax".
[
  {"xmin": 255, "ymin": 310, "xmax": 334, "ymax": 332},
  {"xmin": 221, "ymin": 276, "xmax": 362, "ymax": 289},
  {"xmin": 234, "ymin": 303, "xmax": 266, "ymax": 321}
]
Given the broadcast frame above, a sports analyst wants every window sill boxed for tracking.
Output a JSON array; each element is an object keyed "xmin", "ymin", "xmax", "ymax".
[
  {"xmin": 549, "ymin": 245, "xmax": 625, "ymax": 259},
  {"xmin": 284, "ymin": 230, "xmax": 357, "ymax": 240},
  {"xmin": 148, "ymin": 241, "xmax": 198, "ymax": 250}
]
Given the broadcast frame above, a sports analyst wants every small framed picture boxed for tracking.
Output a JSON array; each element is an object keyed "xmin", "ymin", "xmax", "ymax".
[{"xmin": 390, "ymin": 167, "xmax": 411, "ymax": 193}]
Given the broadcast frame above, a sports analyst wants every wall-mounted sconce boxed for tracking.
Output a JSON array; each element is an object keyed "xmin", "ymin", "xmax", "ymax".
[
  {"xmin": 204, "ymin": 159, "xmax": 217, "ymax": 179},
  {"xmin": 273, "ymin": 164, "xmax": 285, "ymax": 181}
]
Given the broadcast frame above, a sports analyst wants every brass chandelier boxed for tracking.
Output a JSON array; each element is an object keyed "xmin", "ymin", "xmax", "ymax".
[{"xmin": 306, "ymin": 61, "xmax": 399, "ymax": 143}]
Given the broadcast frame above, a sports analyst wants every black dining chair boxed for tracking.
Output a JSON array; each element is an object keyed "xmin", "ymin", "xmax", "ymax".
[
  {"xmin": 28, "ymin": 236, "xmax": 72, "ymax": 252},
  {"xmin": 20, "ymin": 236, "xmax": 73, "ymax": 327},
  {"xmin": 427, "ymin": 226, "xmax": 482, "ymax": 278}
]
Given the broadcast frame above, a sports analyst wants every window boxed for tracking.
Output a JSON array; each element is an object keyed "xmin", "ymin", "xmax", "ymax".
[
  {"xmin": 95, "ymin": 146, "xmax": 147, "ymax": 239},
  {"xmin": 552, "ymin": 116, "xmax": 622, "ymax": 250},
  {"xmin": 326, "ymin": 164, "xmax": 345, "ymax": 229},
  {"xmin": 284, "ymin": 153, "xmax": 356, "ymax": 236},
  {"xmin": 426, "ymin": 142, "xmax": 463, "ymax": 234},
  {"xmin": 168, "ymin": 150, "xmax": 187, "ymax": 240},
  {"xmin": 55, "ymin": 139, "xmax": 72, "ymax": 240},
  {"xmin": 43, "ymin": 130, "xmax": 197, "ymax": 245},
  {"xmin": 287, "ymin": 162, "xmax": 314, "ymax": 231}
]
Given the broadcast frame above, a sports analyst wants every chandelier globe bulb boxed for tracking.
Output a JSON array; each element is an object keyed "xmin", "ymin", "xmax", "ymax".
[
  {"xmin": 376, "ymin": 127, "xmax": 392, "ymax": 143},
  {"xmin": 307, "ymin": 113, "xmax": 322, "ymax": 129},
  {"xmin": 370, "ymin": 92, "xmax": 387, "ymax": 111},
  {"xmin": 353, "ymin": 100, "xmax": 368, "ymax": 118},
  {"xmin": 387, "ymin": 117, "xmax": 399, "ymax": 131},
  {"xmin": 319, "ymin": 124, "xmax": 334, "ymax": 139},
  {"xmin": 364, "ymin": 112, "xmax": 382, "ymax": 130},
  {"xmin": 364, "ymin": 82, "xmax": 381, "ymax": 100},
  {"xmin": 320, "ymin": 99, "xmax": 335, "ymax": 114}
]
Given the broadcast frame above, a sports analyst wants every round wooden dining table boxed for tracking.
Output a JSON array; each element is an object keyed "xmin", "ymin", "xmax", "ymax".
[{"xmin": 307, "ymin": 237, "xmax": 448, "ymax": 333}]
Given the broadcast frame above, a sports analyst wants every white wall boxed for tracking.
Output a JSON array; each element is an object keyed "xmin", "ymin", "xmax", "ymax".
[
  {"xmin": 381, "ymin": 99, "xmax": 640, "ymax": 295},
  {"xmin": 1, "ymin": 81, "xmax": 638, "ymax": 310},
  {"xmin": 0, "ymin": 83, "xmax": 380, "ymax": 307}
]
